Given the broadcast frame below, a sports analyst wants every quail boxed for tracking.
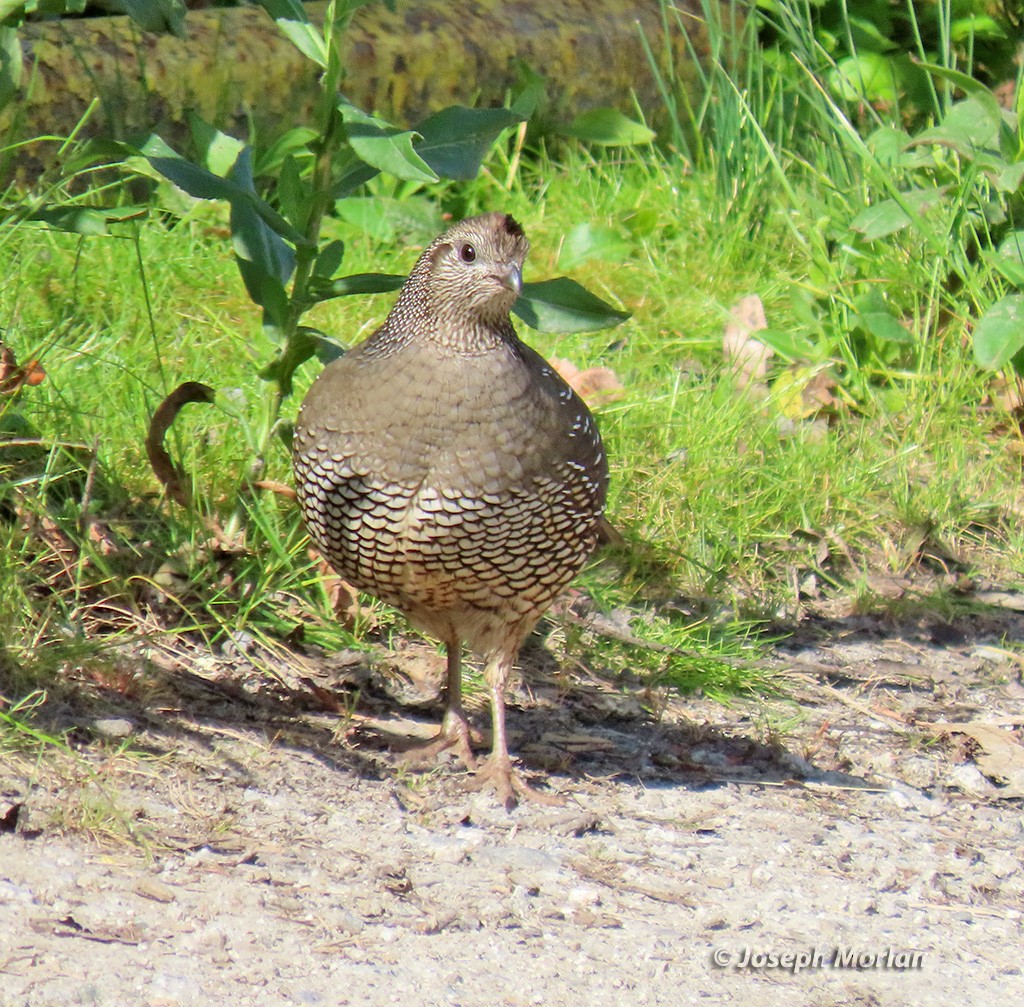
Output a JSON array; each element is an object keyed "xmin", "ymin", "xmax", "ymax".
[{"xmin": 292, "ymin": 212, "xmax": 609, "ymax": 806}]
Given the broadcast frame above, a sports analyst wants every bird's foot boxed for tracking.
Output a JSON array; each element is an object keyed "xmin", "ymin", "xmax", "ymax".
[
  {"xmin": 470, "ymin": 753, "xmax": 566, "ymax": 811},
  {"xmin": 395, "ymin": 710, "xmax": 481, "ymax": 772}
]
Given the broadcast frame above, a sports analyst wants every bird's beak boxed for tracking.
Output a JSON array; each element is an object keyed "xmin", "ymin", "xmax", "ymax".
[{"xmin": 498, "ymin": 263, "xmax": 523, "ymax": 297}]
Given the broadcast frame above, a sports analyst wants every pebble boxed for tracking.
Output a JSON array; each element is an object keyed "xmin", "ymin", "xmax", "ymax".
[{"xmin": 91, "ymin": 717, "xmax": 135, "ymax": 739}]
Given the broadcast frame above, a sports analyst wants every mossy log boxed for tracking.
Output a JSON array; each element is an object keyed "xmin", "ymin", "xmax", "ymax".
[{"xmin": 9, "ymin": 0, "xmax": 715, "ymax": 175}]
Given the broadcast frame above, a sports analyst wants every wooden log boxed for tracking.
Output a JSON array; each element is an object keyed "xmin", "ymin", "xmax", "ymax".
[{"xmin": 7, "ymin": 0, "xmax": 713, "ymax": 175}]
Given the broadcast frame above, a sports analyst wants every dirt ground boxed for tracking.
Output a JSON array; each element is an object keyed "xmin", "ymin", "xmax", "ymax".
[{"xmin": 2, "ymin": 600, "xmax": 1023, "ymax": 1006}]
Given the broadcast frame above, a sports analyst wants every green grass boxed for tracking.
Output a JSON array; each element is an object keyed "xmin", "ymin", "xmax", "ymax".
[{"xmin": 2, "ymin": 2, "xmax": 1023, "ymax": 749}]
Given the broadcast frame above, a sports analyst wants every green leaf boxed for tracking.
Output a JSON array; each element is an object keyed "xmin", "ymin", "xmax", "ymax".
[
  {"xmin": 145, "ymin": 145, "xmax": 309, "ymax": 247},
  {"xmin": 852, "ymin": 290, "xmax": 912, "ymax": 345},
  {"xmin": 254, "ymin": 126, "xmax": 317, "ymax": 177},
  {"xmin": 865, "ymin": 125, "xmax": 912, "ymax": 167},
  {"xmin": 849, "ymin": 186, "xmax": 949, "ymax": 241},
  {"xmin": 558, "ymin": 222, "xmax": 632, "ymax": 270},
  {"xmin": 973, "ymin": 295, "xmax": 1024, "ymax": 370},
  {"xmin": 0, "ymin": 2, "xmax": 24, "ymax": 23},
  {"xmin": 510, "ymin": 60, "xmax": 546, "ymax": 120},
  {"xmin": 415, "ymin": 106, "xmax": 525, "ymax": 179},
  {"xmin": 828, "ymin": 52, "xmax": 898, "ymax": 104},
  {"xmin": 337, "ymin": 98, "xmax": 437, "ymax": 183},
  {"xmin": 227, "ymin": 149, "xmax": 296, "ymax": 330},
  {"xmin": 984, "ymin": 250, "xmax": 1024, "ymax": 289},
  {"xmin": 27, "ymin": 204, "xmax": 148, "ymax": 235},
  {"xmin": 0, "ymin": 26, "xmax": 21, "ymax": 112},
  {"xmin": 950, "ymin": 14, "xmax": 1007, "ymax": 43},
  {"xmin": 257, "ymin": 0, "xmax": 328, "ymax": 67},
  {"xmin": 188, "ymin": 113, "xmax": 246, "ymax": 178},
  {"xmin": 996, "ymin": 161, "xmax": 1024, "ymax": 195},
  {"xmin": 563, "ymin": 108, "xmax": 656, "ymax": 147},
  {"xmin": 313, "ymin": 272, "xmax": 405, "ymax": 301},
  {"xmin": 314, "ymin": 239, "xmax": 346, "ymax": 279},
  {"xmin": 913, "ymin": 97, "xmax": 1003, "ymax": 157},
  {"xmin": 756, "ymin": 328, "xmax": 819, "ymax": 362},
  {"xmin": 986, "ymin": 232, "xmax": 1024, "ymax": 288},
  {"xmin": 913, "ymin": 62, "xmax": 1014, "ymax": 155},
  {"xmin": 118, "ymin": 0, "xmax": 187, "ymax": 36},
  {"xmin": 513, "ymin": 278, "xmax": 630, "ymax": 333},
  {"xmin": 276, "ymin": 154, "xmax": 306, "ymax": 230}
]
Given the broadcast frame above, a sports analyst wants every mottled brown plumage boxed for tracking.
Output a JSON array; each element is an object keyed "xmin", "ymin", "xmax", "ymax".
[{"xmin": 292, "ymin": 212, "xmax": 608, "ymax": 806}]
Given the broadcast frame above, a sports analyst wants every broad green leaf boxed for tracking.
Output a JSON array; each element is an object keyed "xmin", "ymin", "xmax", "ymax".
[
  {"xmin": 313, "ymin": 239, "xmax": 346, "ymax": 279},
  {"xmin": 849, "ymin": 186, "xmax": 949, "ymax": 241},
  {"xmin": 950, "ymin": 15, "xmax": 1008, "ymax": 44},
  {"xmin": 828, "ymin": 52, "xmax": 898, "ymax": 104},
  {"xmin": 510, "ymin": 60, "xmax": 546, "ymax": 120},
  {"xmin": 865, "ymin": 125, "xmax": 912, "ymax": 167},
  {"xmin": 563, "ymin": 108, "xmax": 656, "ymax": 147},
  {"xmin": 913, "ymin": 97, "xmax": 1003, "ymax": 157},
  {"xmin": 973, "ymin": 295, "xmax": 1024, "ymax": 370},
  {"xmin": 986, "ymin": 232, "xmax": 1024, "ymax": 288},
  {"xmin": 756, "ymin": 328, "xmax": 819, "ymax": 362},
  {"xmin": 415, "ymin": 106, "xmax": 524, "ymax": 179},
  {"xmin": 847, "ymin": 14, "xmax": 895, "ymax": 53},
  {"xmin": 228, "ymin": 148, "xmax": 296, "ymax": 330},
  {"xmin": 332, "ymin": 159, "xmax": 381, "ymax": 199},
  {"xmin": 558, "ymin": 222, "xmax": 632, "ymax": 270},
  {"xmin": 853, "ymin": 290, "xmax": 912, "ymax": 345},
  {"xmin": 253, "ymin": 126, "xmax": 317, "ymax": 177},
  {"xmin": 996, "ymin": 161, "xmax": 1024, "ymax": 195},
  {"xmin": 914, "ymin": 61, "xmax": 1007, "ymax": 139},
  {"xmin": 146, "ymin": 146, "xmax": 309, "ymax": 247},
  {"xmin": 257, "ymin": 0, "xmax": 328, "ymax": 67},
  {"xmin": 313, "ymin": 272, "xmax": 405, "ymax": 300},
  {"xmin": 513, "ymin": 278, "xmax": 630, "ymax": 333},
  {"xmin": 188, "ymin": 113, "xmax": 245, "ymax": 178},
  {"xmin": 276, "ymin": 154, "xmax": 305, "ymax": 230},
  {"xmin": 337, "ymin": 99, "xmax": 437, "ymax": 183}
]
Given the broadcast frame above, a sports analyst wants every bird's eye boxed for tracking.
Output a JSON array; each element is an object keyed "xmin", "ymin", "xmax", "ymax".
[{"xmin": 459, "ymin": 243, "xmax": 477, "ymax": 263}]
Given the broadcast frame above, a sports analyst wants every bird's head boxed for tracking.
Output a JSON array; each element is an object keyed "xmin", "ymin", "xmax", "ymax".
[{"xmin": 407, "ymin": 213, "xmax": 530, "ymax": 336}]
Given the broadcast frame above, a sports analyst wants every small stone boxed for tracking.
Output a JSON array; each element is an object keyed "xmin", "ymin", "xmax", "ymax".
[{"xmin": 92, "ymin": 717, "xmax": 135, "ymax": 740}]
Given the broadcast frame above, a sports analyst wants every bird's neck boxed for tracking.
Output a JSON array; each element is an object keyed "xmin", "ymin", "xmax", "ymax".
[{"xmin": 375, "ymin": 285, "xmax": 518, "ymax": 356}]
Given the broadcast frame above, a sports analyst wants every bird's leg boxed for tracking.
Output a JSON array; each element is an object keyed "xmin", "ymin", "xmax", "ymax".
[
  {"xmin": 471, "ymin": 654, "xmax": 564, "ymax": 810},
  {"xmin": 397, "ymin": 642, "xmax": 479, "ymax": 770}
]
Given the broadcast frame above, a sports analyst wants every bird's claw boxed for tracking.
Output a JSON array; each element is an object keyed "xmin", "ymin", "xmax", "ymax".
[
  {"xmin": 470, "ymin": 754, "xmax": 566, "ymax": 811},
  {"xmin": 395, "ymin": 711, "xmax": 481, "ymax": 771}
]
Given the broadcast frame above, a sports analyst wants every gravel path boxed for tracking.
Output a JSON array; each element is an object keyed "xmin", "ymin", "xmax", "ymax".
[{"xmin": 2, "ymin": 610, "xmax": 1022, "ymax": 1006}]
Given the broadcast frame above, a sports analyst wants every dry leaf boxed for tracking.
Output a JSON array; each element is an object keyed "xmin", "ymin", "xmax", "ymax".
[
  {"xmin": 550, "ymin": 357, "xmax": 625, "ymax": 406},
  {"xmin": 924, "ymin": 721, "xmax": 1024, "ymax": 798},
  {"xmin": 774, "ymin": 365, "xmax": 838, "ymax": 421},
  {"xmin": 723, "ymin": 294, "xmax": 772, "ymax": 389},
  {"xmin": 0, "ymin": 345, "xmax": 46, "ymax": 394},
  {"xmin": 309, "ymin": 547, "xmax": 360, "ymax": 630}
]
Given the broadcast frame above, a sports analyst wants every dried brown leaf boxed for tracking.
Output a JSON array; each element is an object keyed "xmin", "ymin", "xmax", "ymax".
[
  {"xmin": 550, "ymin": 357, "xmax": 625, "ymax": 406},
  {"xmin": 923, "ymin": 721, "xmax": 1024, "ymax": 798},
  {"xmin": 0, "ymin": 345, "xmax": 45, "ymax": 394},
  {"xmin": 722, "ymin": 294, "xmax": 772, "ymax": 389},
  {"xmin": 308, "ymin": 547, "xmax": 360, "ymax": 630}
]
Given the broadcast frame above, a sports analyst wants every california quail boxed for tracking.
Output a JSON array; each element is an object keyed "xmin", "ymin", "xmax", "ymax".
[{"xmin": 292, "ymin": 212, "xmax": 609, "ymax": 806}]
